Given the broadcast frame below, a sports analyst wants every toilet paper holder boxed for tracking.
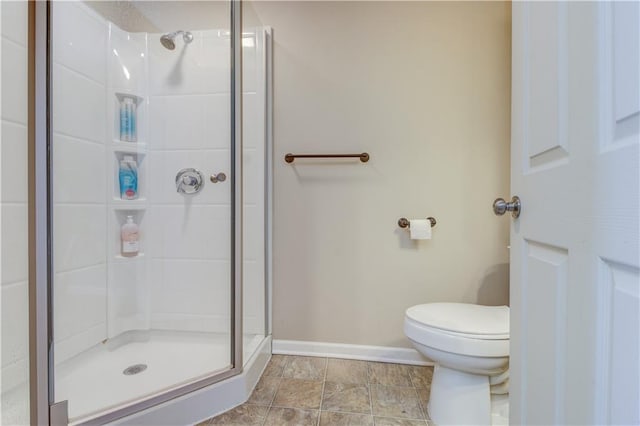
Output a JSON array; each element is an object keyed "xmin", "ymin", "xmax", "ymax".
[{"xmin": 398, "ymin": 217, "xmax": 436, "ymax": 228}]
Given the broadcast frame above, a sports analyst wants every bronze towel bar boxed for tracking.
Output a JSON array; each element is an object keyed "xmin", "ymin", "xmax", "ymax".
[{"xmin": 284, "ymin": 152, "xmax": 370, "ymax": 163}]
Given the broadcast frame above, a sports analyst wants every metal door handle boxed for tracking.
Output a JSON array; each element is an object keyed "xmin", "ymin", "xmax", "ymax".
[
  {"xmin": 493, "ymin": 196, "xmax": 521, "ymax": 218},
  {"xmin": 210, "ymin": 172, "xmax": 227, "ymax": 183}
]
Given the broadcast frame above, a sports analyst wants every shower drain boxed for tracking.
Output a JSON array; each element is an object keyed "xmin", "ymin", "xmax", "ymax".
[{"xmin": 123, "ymin": 364, "xmax": 148, "ymax": 376}]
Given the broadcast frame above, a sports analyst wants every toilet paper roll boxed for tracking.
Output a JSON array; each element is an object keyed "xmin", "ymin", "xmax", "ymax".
[{"xmin": 409, "ymin": 219, "xmax": 432, "ymax": 240}]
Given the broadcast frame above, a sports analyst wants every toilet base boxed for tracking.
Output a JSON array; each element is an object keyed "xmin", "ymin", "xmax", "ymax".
[
  {"xmin": 428, "ymin": 364, "xmax": 492, "ymax": 426},
  {"xmin": 491, "ymin": 394, "xmax": 509, "ymax": 425}
]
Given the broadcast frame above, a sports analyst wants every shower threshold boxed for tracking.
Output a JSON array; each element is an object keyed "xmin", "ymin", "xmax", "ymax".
[{"xmin": 54, "ymin": 330, "xmax": 263, "ymax": 423}]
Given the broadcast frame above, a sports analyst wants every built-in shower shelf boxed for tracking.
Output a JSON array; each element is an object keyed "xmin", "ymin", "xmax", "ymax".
[
  {"xmin": 112, "ymin": 140, "xmax": 147, "ymax": 153},
  {"xmin": 113, "ymin": 253, "xmax": 146, "ymax": 262},
  {"xmin": 111, "ymin": 199, "xmax": 147, "ymax": 209},
  {"xmin": 114, "ymin": 92, "xmax": 144, "ymax": 105}
]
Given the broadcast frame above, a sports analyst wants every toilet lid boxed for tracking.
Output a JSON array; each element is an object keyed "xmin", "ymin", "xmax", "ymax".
[{"xmin": 406, "ymin": 303, "xmax": 509, "ymax": 338}]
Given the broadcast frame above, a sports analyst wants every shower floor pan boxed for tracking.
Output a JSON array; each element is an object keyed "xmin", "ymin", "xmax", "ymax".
[{"xmin": 55, "ymin": 331, "xmax": 263, "ymax": 424}]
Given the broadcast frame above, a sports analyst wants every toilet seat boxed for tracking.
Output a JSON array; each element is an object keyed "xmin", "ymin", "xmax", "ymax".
[
  {"xmin": 406, "ymin": 303, "xmax": 509, "ymax": 338},
  {"xmin": 404, "ymin": 303, "xmax": 509, "ymax": 358}
]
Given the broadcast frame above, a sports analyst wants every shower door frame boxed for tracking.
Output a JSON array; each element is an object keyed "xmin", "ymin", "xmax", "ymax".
[{"xmin": 30, "ymin": 1, "xmax": 245, "ymax": 424}]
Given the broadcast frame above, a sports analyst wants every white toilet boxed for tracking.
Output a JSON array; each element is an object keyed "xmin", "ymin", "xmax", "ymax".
[{"xmin": 404, "ymin": 303, "xmax": 509, "ymax": 426}]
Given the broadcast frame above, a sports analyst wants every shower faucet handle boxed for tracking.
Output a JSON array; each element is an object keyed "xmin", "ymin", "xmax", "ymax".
[
  {"xmin": 210, "ymin": 172, "xmax": 227, "ymax": 183},
  {"xmin": 176, "ymin": 168, "xmax": 204, "ymax": 194},
  {"xmin": 182, "ymin": 175, "xmax": 197, "ymax": 185}
]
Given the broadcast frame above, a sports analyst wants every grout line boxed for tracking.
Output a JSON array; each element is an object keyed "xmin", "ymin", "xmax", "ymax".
[
  {"xmin": 0, "ymin": 279, "xmax": 29, "ymax": 288},
  {"xmin": 55, "ymin": 262, "xmax": 108, "ymax": 275},
  {"xmin": 53, "ymin": 61, "xmax": 106, "ymax": 88},
  {"xmin": 261, "ymin": 354, "xmax": 290, "ymax": 426},
  {"xmin": 1, "ymin": 116, "xmax": 28, "ymax": 127},
  {"xmin": 316, "ymin": 357, "xmax": 328, "ymax": 426},
  {"xmin": 413, "ymin": 365, "xmax": 431, "ymax": 424},
  {"xmin": 53, "ymin": 129, "xmax": 106, "ymax": 147},
  {"xmin": 1, "ymin": 34, "xmax": 27, "ymax": 49},
  {"xmin": 324, "ymin": 408, "xmax": 428, "ymax": 422},
  {"xmin": 149, "ymin": 92, "xmax": 257, "ymax": 99},
  {"xmin": 367, "ymin": 361, "xmax": 374, "ymax": 418},
  {"xmin": 0, "ymin": 202, "xmax": 28, "ymax": 206},
  {"xmin": 412, "ymin": 385, "xmax": 428, "ymax": 423}
]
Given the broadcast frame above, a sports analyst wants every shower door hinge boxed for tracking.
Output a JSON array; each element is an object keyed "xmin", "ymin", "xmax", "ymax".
[{"xmin": 50, "ymin": 400, "xmax": 69, "ymax": 426}]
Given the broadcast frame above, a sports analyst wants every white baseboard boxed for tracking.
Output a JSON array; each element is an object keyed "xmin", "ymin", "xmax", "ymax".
[{"xmin": 272, "ymin": 339, "xmax": 433, "ymax": 366}]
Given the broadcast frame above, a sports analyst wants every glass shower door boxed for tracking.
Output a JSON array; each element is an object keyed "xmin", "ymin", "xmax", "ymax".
[{"xmin": 48, "ymin": 1, "xmax": 240, "ymax": 422}]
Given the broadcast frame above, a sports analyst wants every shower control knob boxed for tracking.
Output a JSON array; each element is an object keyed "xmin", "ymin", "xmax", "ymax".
[
  {"xmin": 493, "ymin": 196, "xmax": 521, "ymax": 218},
  {"xmin": 210, "ymin": 172, "xmax": 227, "ymax": 183},
  {"xmin": 175, "ymin": 168, "xmax": 204, "ymax": 194}
]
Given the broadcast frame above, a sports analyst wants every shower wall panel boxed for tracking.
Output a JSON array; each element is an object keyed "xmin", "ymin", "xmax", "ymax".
[
  {"xmin": 1, "ymin": 1, "xmax": 30, "ymax": 423},
  {"xmin": 147, "ymin": 31, "xmax": 233, "ymax": 333},
  {"xmin": 52, "ymin": 2, "xmax": 109, "ymax": 364},
  {"xmin": 106, "ymin": 23, "xmax": 150, "ymax": 338},
  {"xmin": 242, "ymin": 30, "xmax": 267, "ymax": 336},
  {"xmin": 145, "ymin": 30, "xmax": 267, "ymax": 336}
]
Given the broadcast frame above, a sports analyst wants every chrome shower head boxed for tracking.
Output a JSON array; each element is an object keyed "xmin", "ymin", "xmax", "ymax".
[
  {"xmin": 160, "ymin": 34, "xmax": 176, "ymax": 50},
  {"xmin": 160, "ymin": 30, "xmax": 193, "ymax": 50}
]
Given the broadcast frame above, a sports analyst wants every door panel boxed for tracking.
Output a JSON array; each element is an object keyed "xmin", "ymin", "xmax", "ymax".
[
  {"xmin": 596, "ymin": 260, "xmax": 640, "ymax": 425},
  {"xmin": 522, "ymin": 241, "xmax": 568, "ymax": 425},
  {"xmin": 526, "ymin": 2, "xmax": 568, "ymax": 169},
  {"xmin": 511, "ymin": 2, "xmax": 639, "ymax": 425}
]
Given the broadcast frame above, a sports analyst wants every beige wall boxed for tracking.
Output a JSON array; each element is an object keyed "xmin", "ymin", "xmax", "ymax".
[{"xmin": 251, "ymin": 1, "xmax": 512, "ymax": 348}]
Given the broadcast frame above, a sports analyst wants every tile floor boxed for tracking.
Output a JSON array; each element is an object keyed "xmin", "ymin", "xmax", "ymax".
[{"xmin": 198, "ymin": 355, "xmax": 435, "ymax": 426}]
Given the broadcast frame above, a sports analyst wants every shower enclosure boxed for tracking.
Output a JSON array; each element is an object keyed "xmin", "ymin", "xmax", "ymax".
[{"xmin": 33, "ymin": 1, "xmax": 271, "ymax": 424}]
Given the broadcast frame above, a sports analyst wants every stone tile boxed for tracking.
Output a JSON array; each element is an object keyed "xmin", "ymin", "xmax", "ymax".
[
  {"xmin": 374, "ymin": 417, "xmax": 427, "ymax": 425},
  {"xmin": 209, "ymin": 404, "xmax": 268, "ymax": 425},
  {"xmin": 408, "ymin": 366, "xmax": 433, "ymax": 388},
  {"xmin": 247, "ymin": 376, "xmax": 281, "ymax": 405},
  {"xmin": 263, "ymin": 354, "xmax": 289, "ymax": 378},
  {"xmin": 371, "ymin": 385, "xmax": 424, "ymax": 420},
  {"xmin": 322, "ymin": 381, "xmax": 371, "ymax": 414},
  {"xmin": 282, "ymin": 356, "xmax": 327, "ymax": 381},
  {"xmin": 263, "ymin": 407, "xmax": 319, "ymax": 426},
  {"xmin": 320, "ymin": 411, "xmax": 375, "ymax": 425},
  {"xmin": 326, "ymin": 358, "xmax": 369, "ymax": 384},
  {"xmin": 415, "ymin": 387, "xmax": 431, "ymax": 418},
  {"xmin": 368, "ymin": 362, "xmax": 413, "ymax": 387},
  {"xmin": 272, "ymin": 378, "xmax": 323, "ymax": 409}
]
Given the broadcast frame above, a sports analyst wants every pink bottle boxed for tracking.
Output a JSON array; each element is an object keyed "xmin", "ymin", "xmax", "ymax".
[{"xmin": 121, "ymin": 215, "xmax": 139, "ymax": 257}]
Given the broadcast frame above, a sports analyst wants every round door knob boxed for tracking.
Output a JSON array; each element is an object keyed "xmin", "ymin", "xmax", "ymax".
[
  {"xmin": 210, "ymin": 172, "xmax": 227, "ymax": 183},
  {"xmin": 493, "ymin": 196, "xmax": 521, "ymax": 218}
]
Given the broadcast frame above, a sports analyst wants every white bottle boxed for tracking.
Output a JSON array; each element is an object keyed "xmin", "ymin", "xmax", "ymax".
[{"xmin": 121, "ymin": 215, "xmax": 140, "ymax": 257}]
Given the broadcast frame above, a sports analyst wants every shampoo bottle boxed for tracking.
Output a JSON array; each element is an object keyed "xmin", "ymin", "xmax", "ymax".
[
  {"xmin": 119, "ymin": 99, "xmax": 128, "ymax": 141},
  {"xmin": 119, "ymin": 155, "xmax": 138, "ymax": 200},
  {"xmin": 121, "ymin": 215, "xmax": 139, "ymax": 257},
  {"xmin": 126, "ymin": 97, "xmax": 137, "ymax": 142}
]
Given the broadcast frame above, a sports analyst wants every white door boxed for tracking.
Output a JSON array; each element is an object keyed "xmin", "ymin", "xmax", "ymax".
[{"xmin": 510, "ymin": 2, "xmax": 639, "ymax": 425}]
